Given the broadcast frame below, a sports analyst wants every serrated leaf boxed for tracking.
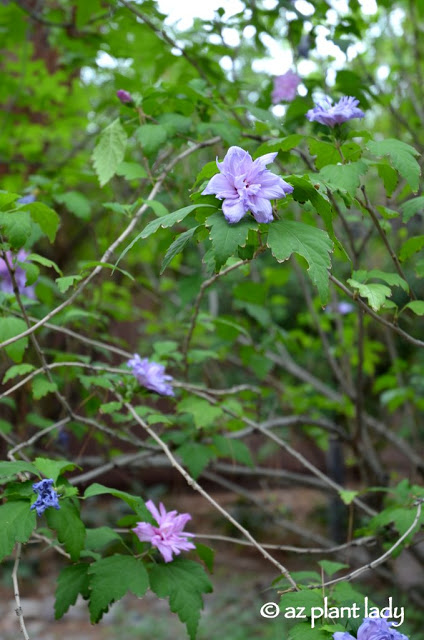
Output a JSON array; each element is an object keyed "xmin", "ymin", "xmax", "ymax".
[
  {"xmin": 55, "ymin": 563, "xmax": 90, "ymax": 619},
  {"xmin": 267, "ymin": 220, "xmax": 333, "ymax": 303},
  {"xmin": 281, "ymin": 588, "xmax": 323, "ymax": 613},
  {"xmin": 205, "ymin": 212, "xmax": 257, "ymax": 269},
  {"xmin": 0, "ymin": 211, "xmax": 32, "ymax": 248},
  {"xmin": 286, "ymin": 175, "xmax": 336, "ymax": 241},
  {"xmin": 400, "ymin": 196, "xmax": 424, "ymax": 223},
  {"xmin": 353, "ymin": 269, "xmax": 409, "ymax": 293},
  {"xmin": 55, "ymin": 274, "xmax": 82, "ymax": 293},
  {"xmin": 288, "ymin": 623, "xmax": 329, "ymax": 640},
  {"xmin": 212, "ymin": 435, "xmax": 253, "ymax": 467},
  {"xmin": 161, "ymin": 227, "xmax": 199, "ymax": 274},
  {"xmin": 21, "ymin": 202, "xmax": 60, "ymax": 243},
  {"xmin": 347, "ymin": 279, "xmax": 392, "ymax": 311},
  {"xmin": 45, "ymin": 500, "xmax": 86, "ymax": 561},
  {"xmin": 195, "ymin": 543, "xmax": 215, "ymax": 573},
  {"xmin": 318, "ymin": 560, "xmax": 349, "ymax": 577},
  {"xmin": 27, "ymin": 253, "xmax": 63, "ymax": 275},
  {"xmin": 85, "ymin": 526, "xmax": 124, "ymax": 551},
  {"xmin": 149, "ymin": 558, "xmax": 213, "ymax": 640},
  {"xmin": 88, "ymin": 555, "xmax": 149, "ymax": 622},
  {"xmin": 176, "ymin": 442, "xmax": 216, "ymax": 479},
  {"xmin": 0, "ymin": 317, "xmax": 29, "ymax": 363},
  {"xmin": 0, "ymin": 461, "xmax": 40, "ymax": 479},
  {"xmin": 3, "ymin": 363, "xmax": 35, "ymax": 383},
  {"xmin": 136, "ymin": 123, "xmax": 168, "ymax": 153},
  {"xmin": 368, "ymin": 139, "xmax": 421, "ymax": 191},
  {"xmin": 34, "ymin": 458, "xmax": 78, "ymax": 483},
  {"xmin": 83, "ymin": 483, "xmax": 151, "ymax": 520},
  {"xmin": 92, "ymin": 119, "xmax": 128, "ymax": 186},
  {"xmin": 399, "ymin": 235, "xmax": 424, "ymax": 262},
  {"xmin": 32, "ymin": 376, "xmax": 58, "ymax": 400},
  {"xmin": 320, "ymin": 161, "xmax": 368, "ymax": 195},
  {"xmin": 178, "ymin": 397, "xmax": 223, "ymax": 429},
  {"xmin": 308, "ymin": 139, "xmax": 340, "ymax": 169},
  {"xmin": 0, "ymin": 501, "xmax": 36, "ymax": 561},
  {"xmin": 403, "ymin": 301, "xmax": 424, "ymax": 315},
  {"xmin": 376, "ymin": 162, "xmax": 398, "ymax": 197},
  {"xmin": 254, "ymin": 134, "xmax": 303, "ymax": 157},
  {"xmin": 99, "ymin": 401, "xmax": 122, "ymax": 414},
  {"xmin": 339, "ymin": 489, "xmax": 359, "ymax": 505}
]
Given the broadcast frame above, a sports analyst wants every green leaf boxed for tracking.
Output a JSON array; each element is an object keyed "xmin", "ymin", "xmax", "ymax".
[
  {"xmin": 353, "ymin": 269, "xmax": 409, "ymax": 293},
  {"xmin": 339, "ymin": 489, "xmax": 359, "ymax": 505},
  {"xmin": 54, "ymin": 191, "xmax": 91, "ymax": 221},
  {"xmin": 205, "ymin": 212, "xmax": 257, "ymax": 270},
  {"xmin": 376, "ymin": 162, "xmax": 398, "ymax": 197},
  {"xmin": 88, "ymin": 555, "xmax": 149, "ymax": 623},
  {"xmin": 0, "ymin": 317, "xmax": 29, "ymax": 363},
  {"xmin": 0, "ymin": 461, "xmax": 40, "ymax": 479},
  {"xmin": 161, "ymin": 227, "xmax": 199, "ymax": 274},
  {"xmin": 308, "ymin": 139, "xmax": 340, "ymax": 169},
  {"xmin": 0, "ymin": 191, "xmax": 20, "ymax": 209},
  {"xmin": 34, "ymin": 458, "xmax": 78, "ymax": 484},
  {"xmin": 212, "ymin": 435, "xmax": 253, "ymax": 467},
  {"xmin": 288, "ymin": 623, "xmax": 330, "ymax": 640},
  {"xmin": 400, "ymin": 196, "xmax": 424, "ymax": 223},
  {"xmin": 55, "ymin": 274, "xmax": 83, "ymax": 293},
  {"xmin": 195, "ymin": 543, "xmax": 215, "ymax": 573},
  {"xmin": 55, "ymin": 563, "xmax": 90, "ymax": 619},
  {"xmin": 0, "ymin": 501, "xmax": 36, "ymax": 561},
  {"xmin": 85, "ymin": 526, "xmax": 124, "ymax": 551},
  {"xmin": 399, "ymin": 235, "xmax": 424, "ymax": 262},
  {"xmin": 27, "ymin": 253, "xmax": 63, "ymax": 276},
  {"xmin": 177, "ymin": 397, "xmax": 223, "ymax": 428},
  {"xmin": 318, "ymin": 560, "xmax": 349, "ymax": 577},
  {"xmin": 22, "ymin": 261, "xmax": 39, "ymax": 286},
  {"xmin": 319, "ymin": 161, "xmax": 368, "ymax": 195},
  {"xmin": 280, "ymin": 588, "xmax": 323, "ymax": 614},
  {"xmin": 267, "ymin": 220, "xmax": 333, "ymax": 303},
  {"xmin": 22, "ymin": 202, "xmax": 60, "ymax": 243},
  {"xmin": 149, "ymin": 557, "xmax": 213, "ymax": 640},
  {"xmin": 92, "ymin": 119, "xmax": 128, "ymax": 186},
  {"xmin": 368, "ymin": 139, "xmax": 421, "ymax": 191},
  {"xmin": 116, "ymin": 161, "xmax": 147, "ymax": 180},
  {"xmin": 3, "ymin": 363, "xmax": 35, "ymax": 383},
  {"xmin": 45, "ymin": 500, "xmax": 86, "ymax": 562},
  {"xmin": 176, "ymin": 442, "xmax": 216, "ymax": 478},
  {"xmin": 402, "ymin": 301, "xmax": 424, "ymax": 315},
  {"xmin": 136, "ymin": 123, "xmax": 168, "ymax": 153},
  {"xmin": 254, "ymin": 134, "xmax": 303, "ymax": 156},
  {"xmin": 115, "ymin": 205, "xmax": 214, "ymax": 269},
  {"xmin": 286, "ymin": 175, "xmax": 335, "ymax": 240},
  {"xmin": 83, "ymin": 483, "xmax": 151, "ymax": 519},
  {"xmin": 32, "ymin": 376, "xmax": 58, "ymax": 400},
  {"xmin": 0, "ymin": 211, "xmax": 32, "ymax": 249},
  {"xmin": 347, "ymin": 279, "xmax": 392, "ymax": 311}
]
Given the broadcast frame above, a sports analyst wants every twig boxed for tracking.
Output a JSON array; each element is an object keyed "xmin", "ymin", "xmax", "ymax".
[{"xmin": 12, "ymin": 544, "xmax": 30, "ymax": 640}]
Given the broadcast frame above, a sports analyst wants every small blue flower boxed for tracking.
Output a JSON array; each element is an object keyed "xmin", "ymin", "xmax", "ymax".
[
  {"xmin": 31, "ymin": 478, "xmax": 61, "ymax": 516},
  {"xmin": 307, "ymin": 96, "xmax": 365, "ymax": 127},
  {"xmin": 17, "ymin": 194, "xmax": 36, "ymax": 204}
]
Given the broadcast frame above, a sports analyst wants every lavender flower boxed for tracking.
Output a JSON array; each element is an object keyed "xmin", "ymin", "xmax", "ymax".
[
  {"xmin": 17, "ymin": 194, "xmax": 36, "ymax": 205},
  {"xmin": 0, "ymin": 250, "xmax": 35, "ymax": 298},
  {"xmin": 333, "ymin": 618, "xmax": 409, "ymax": 640},
  {"xmin": 306, "ymin": 96, "xmax": 365, "ymax": 127},
  {"xmin": 202, "ymin": 146, "xmax": 293, "ymax": 224},
  {"xmin": 325, "ymin": 301, "xmax": 354, "ymax": 315},
  {"xmin": 272, "ymin": 70, "xmax": 301, "ymax": 103},
  {"xmin": 31, "ymin": 479, "xmax": 61, "ymax": 516},
  {"xmin": 116, "ymin": 89, "xmax": 133, "ymax": 104},
  {"xmin": 127, "ymin": 354, "xmax": 174, "ymax": 396},
  {"xmin": 133, "ymin": 500, "xmax": 195, "ymax": 563}
]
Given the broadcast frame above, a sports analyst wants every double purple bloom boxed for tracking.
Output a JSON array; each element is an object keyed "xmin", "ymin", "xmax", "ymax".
[
  {"xmin": 127, "ymin": 354, "xmax": 174, "ymax": 396},
  {"xmin": 31, "ymin": 479, "xmax": 61, "ymax": 516},
  {"xmin": 202, "ymin": 146, "xmax": 293, "ymax": 224},
  {"xmin": 272, "ymin": 70, "xmax": 301, "ymax": 103},
  {"xmin": 0, "ymin": 250, "xmax": 36, "ymax": 298},
  {"xmin": 132, "ymin": 500, "xmax": 195, "ymax": 563},
  {"xmin": 306, "ymin": 96, "xmax": 365, "ymax": 127},
  {"xmin": 334, "ymin": 618, "xmax": 409, "ymax": 640}
]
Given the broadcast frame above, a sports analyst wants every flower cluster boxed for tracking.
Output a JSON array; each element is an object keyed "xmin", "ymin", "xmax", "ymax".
[
  {"xmin": 127, "ymin": 354, "xmax": 174, "ymax": 396},
  {"xmin": 306, "ymin": 96, "xmax": 365, "ymax": 127},
  {"xmin": 334, "ymin": 618, "xmax": 409, "ymax": 640},
  {"xmin": 31, "ymin": 479, "xmax": 61, "ymax": 516},
  {"xmin": 272, "ymin": 70, "xmax": 301, "ymax": 103},
  {"xmin": 0, "ymin": 249, "xmax": 36, "ymax": 298},
  {"xmin": 132, "ymin": 500, "xmax": 195, "ymax": 563},
  {"xmin": 116, "ymin": 89, "xmax": 133, "ymax": 104},
  {"xmin": 202, "ymin": 146, "xmax": 293, "ymax": 224}
]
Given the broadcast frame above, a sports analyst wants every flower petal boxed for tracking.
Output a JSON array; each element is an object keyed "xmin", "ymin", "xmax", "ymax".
[
  {"xmin": 202, "ymin": 173, "xmax": 235, "ymax": 198},
  {"xmin": 222, "ymin": 197, "xmax": 248, "ymax": 223},
  {"xmin": 249, "ymin": 197, "xmax": 274, "ymax": 223}
]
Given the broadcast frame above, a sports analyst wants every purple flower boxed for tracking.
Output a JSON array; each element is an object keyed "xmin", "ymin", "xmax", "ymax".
[
  {"xmin": 306, "ymin": 96, "xmax": 365, "ymax": 127},
  {"xmin": 17, "ymin": 194, "xmax": 36, "ymax": 204},
  {"xmin": 133, "ymin": 500, "xmax": 195, "ymax": 563},
  {"xmin": 31, "ymin": 479, "xmax": 61, "ymax": 516},
  {"xmin": 0, "ymin": 250, "xmax": 35, "ymax": 298},
  {"xmin": 202, "ymin": 146, "xmax": 294, "ymax": 224},
  {"xmin": 333, "ymin": 618, "xmax": 409, "ymax": 640},
  {"xmin": 116, "ymin": 89, "xmax": 133, "ymax": 104},
  {"xmin": 325, "ymin": 301, "xmax": 354, "ymax": 315},
  {"xmin": 272, "ymin": 70, "xmax": 301, "ymax": 103},
  {"xmin": 127, "ymin": 354, "xmax": 174, "ymax": 396}
]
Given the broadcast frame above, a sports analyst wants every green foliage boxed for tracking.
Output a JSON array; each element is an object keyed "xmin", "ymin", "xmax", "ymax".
[
  {"xmin": 367, "ymin": 139, "xmax": 421, "ymax": 192},
  {"xmin": 0, "ymin": 317, "xmax": 28, "ymax": 363},
  {"xmin": 0, "ymin": 501, "xmax": 36, "ymax": 561},
  {"xmin": 45, "ymin": 500, "xmax": 86, "ymax": 561},
  {"xmin": 55, "ymin": 563, "xmax": 90, "ymax": 619},
  {"xmin": 92, "ymin": 119, "xmax": 128, "ymax": 186}
]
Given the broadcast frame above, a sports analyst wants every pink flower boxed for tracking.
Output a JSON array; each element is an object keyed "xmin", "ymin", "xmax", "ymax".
[
  {"xmin": 133, "ymin": 500, "xmax": 195, "ymax": 563},
  {"xmin": 272, "ymin": 70, "xmax": 301, "ymax": 103},
  {"xmin": 202, "ymin": 146, "xmax": 293, "ymax": 224},
  {"xmin": 116, "ymin": 89, "xmax": 133, "ymax": 104}
]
